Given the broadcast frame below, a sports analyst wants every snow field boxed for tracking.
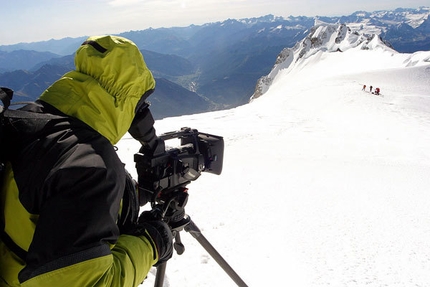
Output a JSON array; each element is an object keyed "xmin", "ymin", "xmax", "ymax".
[{"xmin": 116, "ymin": 44, "xmax": 430, "ymax": 286}]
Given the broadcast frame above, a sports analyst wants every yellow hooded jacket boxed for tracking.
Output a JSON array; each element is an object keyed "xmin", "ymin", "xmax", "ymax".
[{"xmin": 0, "ymin": 36, "xmax": 157, "ymax": 287}]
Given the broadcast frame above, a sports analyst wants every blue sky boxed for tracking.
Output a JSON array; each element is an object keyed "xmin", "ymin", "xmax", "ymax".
[{"xmin": 1, "ymin": 0, "xmax": 429, "ymax": 45}]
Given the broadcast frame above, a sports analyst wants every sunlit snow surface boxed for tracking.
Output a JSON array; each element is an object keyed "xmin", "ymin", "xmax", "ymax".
[{"xmin": 116, "ymin": 43, "xmax": 430, "ymax": 286}]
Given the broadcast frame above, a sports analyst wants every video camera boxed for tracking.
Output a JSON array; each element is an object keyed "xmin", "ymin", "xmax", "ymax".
[
  {"xmin": 122, "ymin": 103, "xmax": 223, "ymax": 229},
  {"xmin": 134, "ymin": 127, "xmax": 224, "ymax": 207}
]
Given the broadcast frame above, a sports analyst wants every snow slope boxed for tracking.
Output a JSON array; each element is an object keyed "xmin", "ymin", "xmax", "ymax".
[
  {"xmin": 116, "ymin": 36, "xmax": 430, "ymax": 286},
  {"xmin": 250, "ymin": 23, "xmax": 400, "ymax": 101}
]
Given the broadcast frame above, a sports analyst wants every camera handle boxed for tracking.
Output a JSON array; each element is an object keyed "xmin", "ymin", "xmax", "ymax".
[{"xmin": 153, "ymin": 216, "xmax": 248, "ymax": 287}]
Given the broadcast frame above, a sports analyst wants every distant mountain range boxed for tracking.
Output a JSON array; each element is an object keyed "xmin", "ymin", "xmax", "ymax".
[{"xmin": 0, "ymin": 7, "xmax": 428, "ymax": 119}]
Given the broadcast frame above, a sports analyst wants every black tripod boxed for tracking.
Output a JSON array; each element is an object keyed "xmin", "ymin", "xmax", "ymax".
[{"xmin": 153, "ymin": 214, "xmax": 248, "ymax": 287}]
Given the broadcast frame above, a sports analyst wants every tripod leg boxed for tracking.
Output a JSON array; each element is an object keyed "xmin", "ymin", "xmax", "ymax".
[
  {"xmin": 154, "ymin": 261, "xmax": 167, "ymax": 287},
  {"xmin": 185, "ymin": 219, "xmax": 248, "ymax": 287}
]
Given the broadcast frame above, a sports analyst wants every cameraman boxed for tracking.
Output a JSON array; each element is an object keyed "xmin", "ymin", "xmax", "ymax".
[{"xmin": 0, "ymin": 36, "xmax": 172, "ymax": 286}]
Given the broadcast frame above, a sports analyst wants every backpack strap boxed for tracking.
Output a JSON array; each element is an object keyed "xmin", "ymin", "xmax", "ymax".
[
  {"xmin": 0, "ymin": 88, "xmax": 27, "ymax": 259},
  {"xmin": 0, "ymin": 227, "xmax": 27, "ymax": 261}
]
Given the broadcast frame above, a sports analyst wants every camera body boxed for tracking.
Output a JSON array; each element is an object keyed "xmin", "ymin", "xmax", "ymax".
[
  {"xmin": 120, "ymin": 105, "xmax": 224, "ymax": 229},
  {"xmin": 134, "ymin": 127, "xmax": 224, "ymax": 207}
]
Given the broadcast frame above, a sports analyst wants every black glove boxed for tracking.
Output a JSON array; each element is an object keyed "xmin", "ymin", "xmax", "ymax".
[{"xmin": 137, "ymin": 211, "xmax": 174, "ymax": 266}]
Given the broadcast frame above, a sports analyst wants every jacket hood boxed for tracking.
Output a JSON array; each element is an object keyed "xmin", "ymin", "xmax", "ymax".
[{"xmin": 39, "ymin": 35, "xmax": 155, "ymax": 144}]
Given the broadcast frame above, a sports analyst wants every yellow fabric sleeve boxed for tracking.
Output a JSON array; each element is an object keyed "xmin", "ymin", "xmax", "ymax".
[{"xmin": 19, "ymin": 235, "xmax": 157, "ymax": 287}]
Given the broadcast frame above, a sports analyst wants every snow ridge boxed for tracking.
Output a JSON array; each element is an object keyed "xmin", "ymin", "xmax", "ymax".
[{"xmin": 250, "ymin": 23, "xmax": 395, "ymax": 101}]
